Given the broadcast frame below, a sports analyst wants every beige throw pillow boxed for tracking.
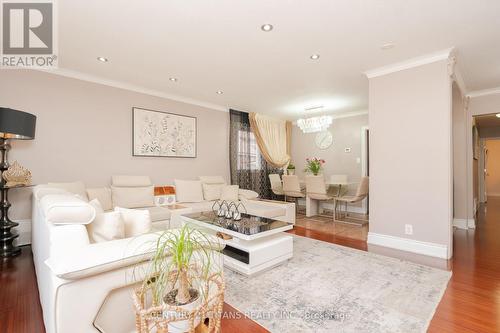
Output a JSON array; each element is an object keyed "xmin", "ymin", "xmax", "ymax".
[
  {"xmin": 111, "ymin": 186, "xmax": 154, "ymax": 208},
  {"xmin": 87, "ymin": 187, "xmax": 113, "ymax": 211},
  {"xmin": 114, "ymin": 207, "xmax": 152, "ymax": 237},
  {"xmin": 202, "ymin": 183, "xmax": 225, "ymax": 201},
  {"xmin": 174, "ymin": 180, "xmax": 204, "ymax": 203},
  {"xmin": 220, "ymin": 185, "xmax": 240, "ymax": 201}
]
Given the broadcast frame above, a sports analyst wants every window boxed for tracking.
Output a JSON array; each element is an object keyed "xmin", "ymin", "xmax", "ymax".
[{"xmin": 237, "ymin": 130, "xmax": 262, "ymax": 170}]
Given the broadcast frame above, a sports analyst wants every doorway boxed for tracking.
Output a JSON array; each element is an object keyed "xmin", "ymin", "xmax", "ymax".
[{"xmin": 473, "ymin": 113, "xmax": 500, "ymax": 207}]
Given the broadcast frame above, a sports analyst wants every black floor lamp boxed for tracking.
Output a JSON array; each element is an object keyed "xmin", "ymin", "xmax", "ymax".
[{"xmin": 0, "ymin": 107, "xmax": 36, "ymax": 257}]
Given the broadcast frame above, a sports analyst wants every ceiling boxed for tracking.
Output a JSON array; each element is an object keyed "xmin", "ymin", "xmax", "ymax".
[
  {"xmin": 475, "ymin": 114, "xmax": 500, "ymax": 128},
  {"xmin": 58, "ymin": 0, "xmax": 500, "ymax": 119}
]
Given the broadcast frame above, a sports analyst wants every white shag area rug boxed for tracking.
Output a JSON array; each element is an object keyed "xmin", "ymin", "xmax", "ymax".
[{"xmin": 225, "ymin": 235, "xmax": 451, "ymax": 333}]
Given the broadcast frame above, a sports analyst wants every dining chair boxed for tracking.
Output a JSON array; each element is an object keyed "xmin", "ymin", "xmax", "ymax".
[
  {"xmin": 268, "ymin": 174, "xmax": 284, "ymax": 197},
  {"xmin": 334, "ymin": 176, "xmax": 369, "ymax": 225},
  {"xmin": 305, "ymin": 175, "xmax": 335, "ymax": 217},
  {"xmin": 282, "ymin": 175, "xmax": 305, "ymax": 212}
]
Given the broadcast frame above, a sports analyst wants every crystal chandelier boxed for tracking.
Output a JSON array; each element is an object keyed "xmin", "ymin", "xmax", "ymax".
[{"xmin": 296, "ymin": 115, "xmax": 333, "ymax": 133}]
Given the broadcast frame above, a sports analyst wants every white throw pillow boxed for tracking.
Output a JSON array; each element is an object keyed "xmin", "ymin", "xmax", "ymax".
[
  {"xmin": 174, "ymin": 180, "xmax": 204, "ymax": 203},
  {"xmin": 47, "ymin": 181, "xmax": 88, "ymax": 201},
  {"xmin": 111, "ymin": 186, "xmax": 154, "ymax": 208},
  {"xmin": 87, "ymin": 187, "xmax": 113, "ymax": 211},
  {"xmin": 202, "ymin": 183, "xmax": 225, "ymax": 201},
  {"xmin": 115, "ymin": 207, "xmax": 152, "ymax": 237},
  {"xmin": 238, "ymin": 189, "xmax": 259, "ymax": 200},
  {"xmin": 40, "ymin": 194, "xmax": 96, "ymax": 225},
  {"xmin": 220, "ymin": 185, "xmax": 240, "ymax": 201},
  {"xmin": 87, "ymin": 211, "xmax": 125, "ymax": 243}
]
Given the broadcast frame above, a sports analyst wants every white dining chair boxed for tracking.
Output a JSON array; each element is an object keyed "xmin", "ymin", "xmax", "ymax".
[
  {"xmin": 282, "ymin": 175, "xmax": 305, "ymax": 213},
  {"xmin": 334, "ymin": 176, "xmax": 369, "ymax": 225},
  {"xmin": 305, "ymin": 175, "xmax": 335, "ymax": 218}
]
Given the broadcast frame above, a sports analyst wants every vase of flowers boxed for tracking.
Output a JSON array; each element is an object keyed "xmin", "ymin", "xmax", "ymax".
[
  {"xmin": 287, "ymin": 162, "xmax": 296, "ymax": 175},
  {"xmin": 304, "ymin": 157, "xmax": 325, "ymax": 176}
]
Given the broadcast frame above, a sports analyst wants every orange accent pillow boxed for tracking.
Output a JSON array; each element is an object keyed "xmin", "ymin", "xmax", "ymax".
[{"xmin": 154, "ymin": 186, "xmax": 176, "ymax": 196}]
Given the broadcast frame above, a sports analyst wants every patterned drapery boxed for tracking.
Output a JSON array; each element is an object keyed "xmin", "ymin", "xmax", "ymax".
[{"xmin": 229, "ymin": 109, "xmax": 283, "ymax": 199}]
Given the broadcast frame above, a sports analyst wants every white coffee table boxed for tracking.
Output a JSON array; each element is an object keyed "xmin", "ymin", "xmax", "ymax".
[{"xmin": 180, "ymin": 211, "xmax": 293, "ymax": 276}]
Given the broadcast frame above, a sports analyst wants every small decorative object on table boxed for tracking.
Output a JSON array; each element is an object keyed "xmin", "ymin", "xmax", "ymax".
[
  {"xmin": 2, "ymin": 161, "xmax": 32, "ymax": 187},
  {"xmin": 287, "ymin": 162, "xmax": 296, "ymax": 175},
  {"xmin": 211, "ymin": 200, "xmax": 247, "ymax": 221},
  {"xmin": 304, "ymin": 157, "xmax": 325, "ymax": 176},
  {"xmin": 133, "ymin": 225, "xmax": 224, "ymax": 333}
]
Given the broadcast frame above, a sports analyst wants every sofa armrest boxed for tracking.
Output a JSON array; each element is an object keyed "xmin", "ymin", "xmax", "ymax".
[
  {"xmin": 45, "ymin": 231, "xmax": 225, "ymax": 280},
  {"xmin": 49, "ymin": 223, "xmax": 91, "ymax": 252}
]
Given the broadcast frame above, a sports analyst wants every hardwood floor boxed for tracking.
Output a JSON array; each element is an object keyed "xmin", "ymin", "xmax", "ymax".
[
  {"xmin": 295, "ymin": 212, "xmax": 368, "ymax": 242},
  {"xmin": 2, "ymin": 200, "xmax": 500, "ymax": 332},
  {"xmin": 0, "ymin": 249, "xmax": 44, "ymax": 333}
]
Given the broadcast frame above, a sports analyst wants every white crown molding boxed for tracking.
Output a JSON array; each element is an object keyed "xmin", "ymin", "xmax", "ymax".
[
  {"xmin": 367, "ymin": 232, "xmax": 450, "ymax": 259},
  {"xmin": 364, "ymin": 48, "xmax": 455, "ymax": 79},
  {"xmin": 449, "ymin": 55, "xmax": 468, "ymax": 95},
  {"xmin": 33, "ymin": 68, "xmax": 229, "ymax": 112},
  {"xmin": 467, "ymin": 86, "xmax": 500, "ymax": 98}
]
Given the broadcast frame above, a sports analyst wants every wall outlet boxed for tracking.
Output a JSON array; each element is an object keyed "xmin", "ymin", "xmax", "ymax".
[
  {"xmin": 405, "ymin": 224, "xmax": 413, "ymax": 235},
  {"xmin": 344, "ymin": 147, "xmax": 351, "ymax": 153}
]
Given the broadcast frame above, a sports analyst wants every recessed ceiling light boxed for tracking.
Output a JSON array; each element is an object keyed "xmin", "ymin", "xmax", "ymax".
[
  {"xmin": 310, "ymin": 54, "xmax": 320, "ymax": 60},
  {"xmin": 261, "ymin": 24, "xmax": 273, "ymax": 32},
  {"xmin": 216, "ymin": 90, "xmax": 223, "ymax": 95},
  {"xmin": 381, "ymin": 43, "xmax": 395, "ymax": 50},
  {"xmin": 169, "ymin": 77, "xmax": 178, "ymax": 82},
  {"xmin": 496, "ymin": 113, "xmax": 500, "ymax": 118},
  {"xmin": 97, "ymin": 57, "xmax": 108, "ymax": 62}
]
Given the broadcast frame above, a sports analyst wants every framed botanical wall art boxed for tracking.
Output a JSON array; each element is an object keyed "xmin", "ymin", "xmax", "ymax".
[{"xmin": 133, "ymin": 107, "xmax": 197, "ymax": 158}]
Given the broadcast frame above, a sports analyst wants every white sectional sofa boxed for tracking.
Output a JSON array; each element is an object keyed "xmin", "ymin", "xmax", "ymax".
[{"xmin": 32, "ymin": 176, "xmax": 295, "ymax": 332}]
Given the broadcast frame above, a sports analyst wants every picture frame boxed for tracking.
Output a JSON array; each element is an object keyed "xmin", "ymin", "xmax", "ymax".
[{"xmin": 132, "ymin": 107, "xmax": 197, "ymax": 158}]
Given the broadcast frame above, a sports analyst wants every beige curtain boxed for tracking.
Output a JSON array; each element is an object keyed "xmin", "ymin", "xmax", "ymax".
[{"xmin": 249, "ymin": 113, "xmax": 291, "ymax": 168}]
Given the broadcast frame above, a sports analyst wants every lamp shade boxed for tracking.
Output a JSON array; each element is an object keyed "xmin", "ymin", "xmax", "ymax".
[{"xmin": 0, "ymin": 107, "xmax": 36, "ymax": 140}]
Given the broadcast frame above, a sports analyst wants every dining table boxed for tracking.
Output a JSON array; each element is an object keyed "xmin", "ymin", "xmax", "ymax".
[{"xmin": 298, "ymin": 179, "xmax": 358, "ymax": 217}]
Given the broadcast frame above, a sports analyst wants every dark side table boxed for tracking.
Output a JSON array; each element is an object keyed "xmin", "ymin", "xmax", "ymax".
[{"xmin": 0, "ymin": 184, "xmax": 31, "ymax": 257}]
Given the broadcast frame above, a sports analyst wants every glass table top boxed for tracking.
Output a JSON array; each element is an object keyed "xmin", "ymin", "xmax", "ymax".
[{"xmin": 181, "ymin": 211, "xmax": 292, "ymax": 236}]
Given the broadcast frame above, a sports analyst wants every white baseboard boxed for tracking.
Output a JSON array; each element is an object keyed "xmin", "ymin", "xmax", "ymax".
[
  {"xmin": 367, "ymin": 232, "xmax": 449, "ymax": 259},
  {"xmin": 13, "ymin": 219, "xmax": 31, "ymax": 246},
  {"xmin": 453, "ymin": 218, "xmax": 476, "ymax": 229}
]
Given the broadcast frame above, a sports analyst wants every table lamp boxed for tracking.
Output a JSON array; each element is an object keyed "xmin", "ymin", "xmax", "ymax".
[{"xmin": 0, "ymin": 107, "xmax": 36, "ymax": 257}]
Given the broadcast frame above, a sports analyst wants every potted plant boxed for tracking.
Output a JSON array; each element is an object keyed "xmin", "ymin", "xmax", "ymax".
[
  {"xmin": 141, "ymin": 224, "xmax": 222, "ymax": 333},
  {"xmin": 304, "ymin": 157, "xmax": 325, "ymax": 176},
  {"xmin": 287, "ymin": 162, "xmax": 296, "ymax": 175}
]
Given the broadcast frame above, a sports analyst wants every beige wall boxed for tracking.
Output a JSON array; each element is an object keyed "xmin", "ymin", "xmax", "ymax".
[
  {"xmin": 290, "ymin": 114, "xmax": 368, "ymax": 199},
  {"xmin": 485, "ymin": 139, "xmax": 500, "ymax": 197},
  {"xmin": 368, "ymin": 59, "xmax": 453, "ymax": 255},
  {"xmin": 452, "ymin": 83, "xmax": 467, "ymax": 220},
  {"xmin": 0, "ymin": 70, "xmax": 230, "ymax": 220}
]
